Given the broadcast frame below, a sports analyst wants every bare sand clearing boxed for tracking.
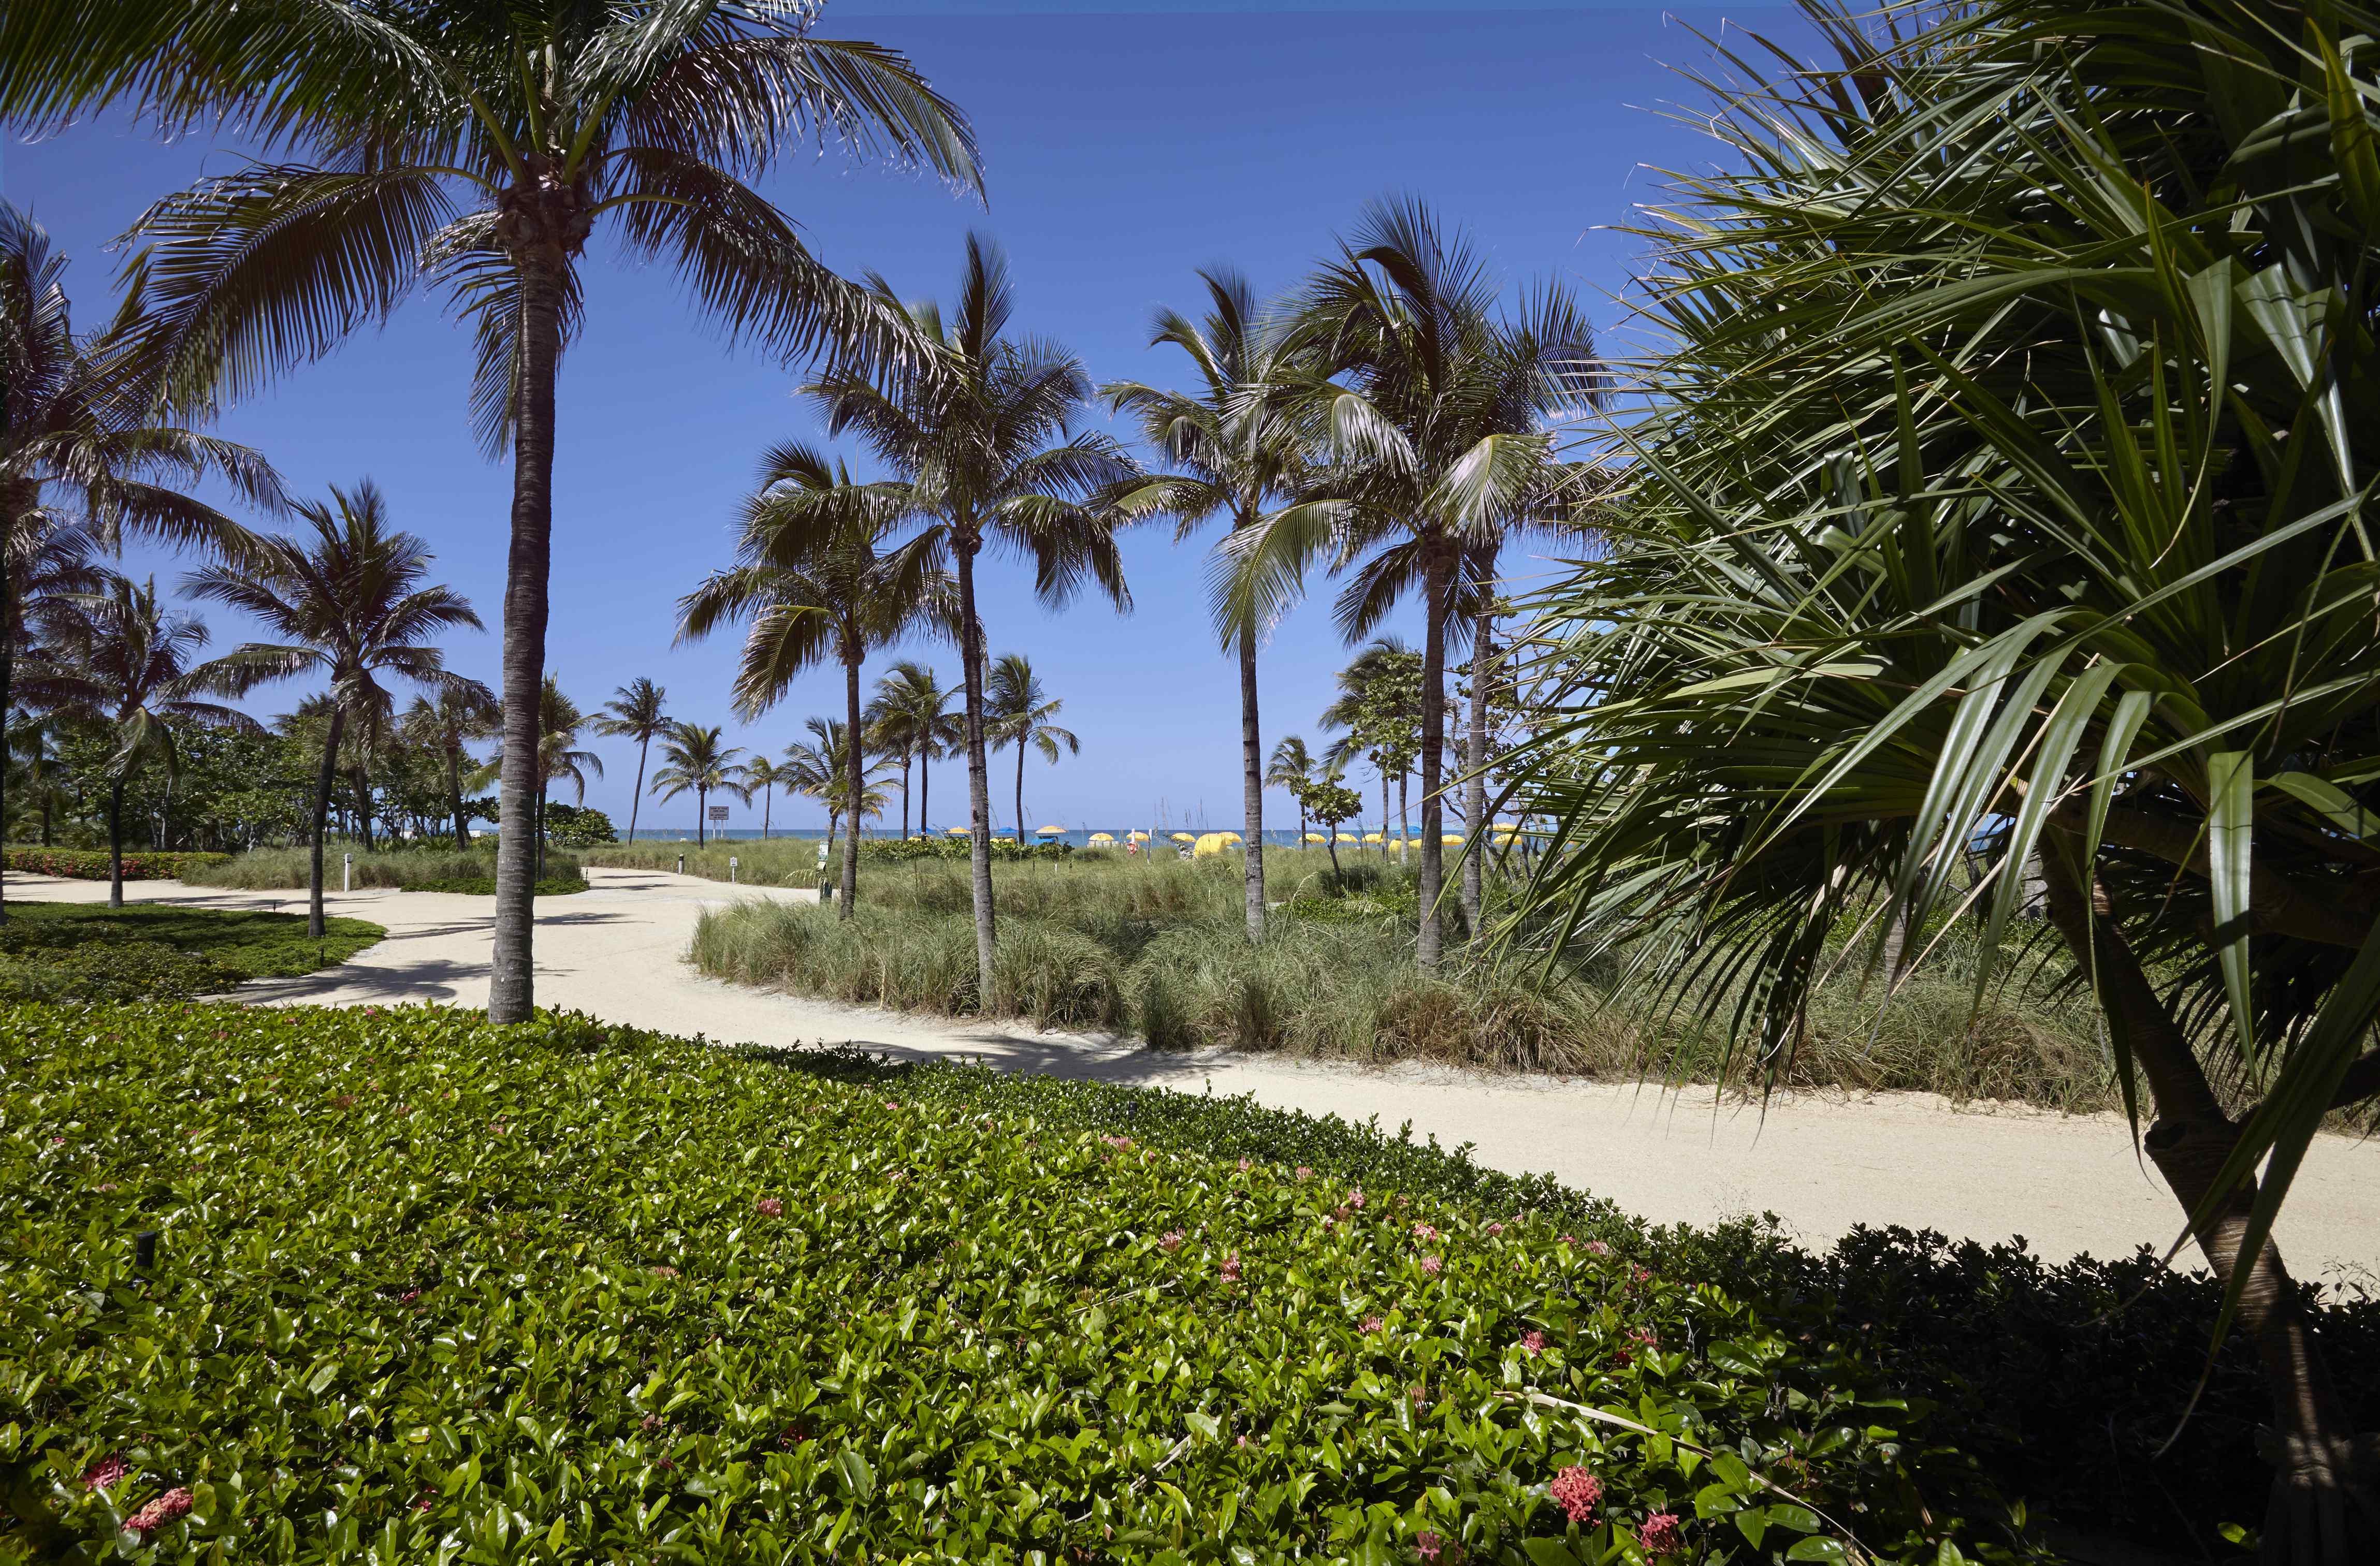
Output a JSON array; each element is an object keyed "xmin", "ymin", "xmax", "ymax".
[{"xmin": 14, "ymin": 865, "xmax": 2374, "ymax": 1282}]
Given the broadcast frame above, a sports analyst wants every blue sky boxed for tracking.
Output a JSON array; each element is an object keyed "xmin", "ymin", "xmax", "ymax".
[{"xmin": 3, "ymin": 3, "xmax": 1792, "ymax": 836}]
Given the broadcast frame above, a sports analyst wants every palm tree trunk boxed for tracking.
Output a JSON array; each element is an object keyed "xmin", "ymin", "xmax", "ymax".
[
  {"xmin": 535, "ymin": 784, "xmax": 547, "ymax": 881},
  {"xmin": 1398, "ymin": 772, "xmax": 1410, "ymax": 861},
  {"xmin": 1013, "ymin": 741, "xmax": 1026, "ymax": 860},
  {"xmin": 840, "ymin": 643, "xmax": 862, "ymax": 918},
  {"xmin": 105, "ymin": 775, "xmax": 125, "ymax": 910},
  {"xmin": 1238, "ymin": 623, "xmax": 1264, "ymax": 943},
  {"xmin": 695, "ymin": 784, "xmax": 706, "ymax": 848},
  {"xmin": 627, "ymin": 735, "xmax": 650, "ymax": 844},
  {"xmin": 308, "ymin": 705, "xmax": 345, "ymax": 938},
  {"xmin": 762, "ymin": 786, "xmax": 771, "ymax": 840},
  {"xmin": 0, "ymin": 524, "xmax": 16, "ymax": 924},
  {"xmin": 1460, "ymin": 601, "xmax": 1493, "ymax": 940},
  {"xmin": 1380, "ymin": 772, "xmax": 1390, "ymax": 859},
  {"xmin": 489, "ymin": 258, "xmax": 564, "ymax": 1025},
  {"xmin": 1416, "ymin": 547, "xmax": 1451, "ymax": 973},
  {"xmin": 919, "ymin": 745, "xmax": 931, "ymax": 838},
  {"xmin": 954, "ymin": 540, "xmax": 998, "ymax": 997},
  {"xmin": 448, "ymin": 745, "xmax": 470, "ymax": 850},
  {"xmin": 899, "ymin": 749, "xmax": 912, "ymax": 839},
  {"xmin": 2037, "ymin": 828, "xmax": 2373, "ymax": 1549}
]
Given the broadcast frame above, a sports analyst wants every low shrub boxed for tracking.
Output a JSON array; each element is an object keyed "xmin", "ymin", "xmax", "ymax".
[
  {"xmin": 0, "ymin": 1002, "xmax": 2038, "ymax": 1563},
  {"xmin": 182, "ymin": 847, "xmax": 584, "ymax": 894},
  {"xmin": 1, "ymin": 848, "xmax": 229, "ymax": 881},
  {"xmin": 0, "ymin": 903, "xmax": 382, "ymax": 1002},
  {"xmin": 859, "ymin": 836, "xmax": 1072, "ymax": 864}
]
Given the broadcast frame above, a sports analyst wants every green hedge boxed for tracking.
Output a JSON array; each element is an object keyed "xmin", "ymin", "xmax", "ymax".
[
  {"xmin": 859, "ymin": 836, "xmax": 1073, "ymax": 864},
  {"xmin": 0, "ymin": 1003, "xmax": 2039, "ymax": 1563},
  {"xmin": 2, "ymin": 848, "xmax": 229, "ymax": 881}
]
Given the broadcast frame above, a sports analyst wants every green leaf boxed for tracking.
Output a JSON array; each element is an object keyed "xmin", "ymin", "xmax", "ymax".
[{"xmin": 1785, "ymin": 1540, "xmax": 1852, "ymax": 1563}]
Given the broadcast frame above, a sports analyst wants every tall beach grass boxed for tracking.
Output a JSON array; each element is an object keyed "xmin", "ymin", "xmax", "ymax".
[{"xmin": 183, "ymin": 845, "xmax": 586, "ymax": 894}]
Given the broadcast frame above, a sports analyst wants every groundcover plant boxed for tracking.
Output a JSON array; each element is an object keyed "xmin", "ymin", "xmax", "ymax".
[{"xmin": 0, "ymin": 1003, "xmax": 2038, "ymax": 1562}]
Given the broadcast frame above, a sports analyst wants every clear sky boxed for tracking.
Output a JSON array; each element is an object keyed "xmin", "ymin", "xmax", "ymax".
[{"xmin": 3, "ymin": 2, "xmax": 1794, "ymax": 837}]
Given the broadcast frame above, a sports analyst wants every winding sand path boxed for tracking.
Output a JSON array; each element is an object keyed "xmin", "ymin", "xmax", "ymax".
[{"xmin": 16, "ymin": 866, "xmax": 2376, "ymax": 1282}]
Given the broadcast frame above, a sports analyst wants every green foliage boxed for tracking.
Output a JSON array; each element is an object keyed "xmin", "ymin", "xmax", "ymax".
[
  {"xmin": 1, "ymin": 848, "xmax": 228, "ymax": 881},
  {"xmin": 582, "ymin": 840, "xmax": 819, "ymax": 887},
  {"xmin": 540, "ymin": 803, "xmax": 616, "ymax": 847},
  {"xmin": 0, "ymin": 901, "xmax": 381, "ymax": 1000},
  {"xmin": 183, "ymin": 848, "xmax": 582, "ymax": 895},
  {"xmin": 0, "ymin": 1002, "xmax": 2037, "ymax": 1563},
  {"xmin": 860, "ymin": 835, "xmax": 1073, "ymax": 864}
]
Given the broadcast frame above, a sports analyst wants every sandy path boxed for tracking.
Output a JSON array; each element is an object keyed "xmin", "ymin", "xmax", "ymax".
[{"xmin": 16, "ymin": 867, "xmax": 2375, "ymax": 1282}]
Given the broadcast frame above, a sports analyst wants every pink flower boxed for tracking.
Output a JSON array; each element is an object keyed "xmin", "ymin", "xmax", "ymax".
[
  {"xmin": 1637, "ymin": 1512, "xmax": 1683, "ymax": 1556},
  {"xmin": 1419, "ymin": 1255, "xmax": 1443, "ymax": 1275},
  {"xmin": 1486, "ymin": 1222, "xmax": 1505, "ymax": 1237},
  {"xmin": 1237, "ymin": 1157, "xmax": 1252, "ymax": 1172},
  {"xmin": 1557, "ymin": 1234, "xmax": 1579, "ymax": 1248},
  {"xmin": 1360, "ymin": 1314, "xmax": 1385, "ymax": 1334},
  {"xmin": 1630, "ymin": 1327, "xmax": 1660, "ymax": 1352},
  {"xmin": 884, "ymin": 1100, "xmax": 899, "ymax": 1110},
  {"xmin": 1548, "ymin": 1466, "xmax": 1603, "ymax": 1525},
  {"xmin": 1415, "ymin": 1531, "xmax": 1445, "ymax": 1561},
  {"xmin": 1101, "ymin": 1134, "xmax": 1134, "ymax": 1149},
  {"xmin": 1295, "ymin": 1165, "xmax": 1313, "ymax": 1180},
  {"xmin": 410, "ymin": 1492, "xmax": 434, "ymax": 1515},
  {"xmin": 1219, "ymin": 1252, "xmax": 1242, "ymax": 1284},
  {"xmin": 1235, "ymin": 1433, "xmax": 1249, "ymax": 1447},
  {"xmin": 1517, "ymin": 1330, "xmax": 1547, "ymax": 1357},
  {"xmin": 649, "ymin": 1265, "xmax": 679, "ymax": 1279},
  {"xmin": 1586, "ymin": 1240, "xmax": 1612, "ymax": 1257},
  {"xmin": 125, "ymin": 1487, "xmax": 192, "ymax": 1535},
  {"xmin": 1633, "ymin": 1265, "xmax": 1653, "ymax": 1284},
  {"xmin": 756, "ymin": 1197, "xmax": 785, "ymax": 1218},
  {"xmin": 1159, "ymin": 1230, "xmax": 1185, "ymax": 1252},
  {"xmin": 1344, "ymin": 1187, "xmax": 1366, "ymax": 1209},
  {"xmin": 82, "ymin": 1454, "xmax": 128, "ymax": 1492},
  {"xmin": 1412, "ymin": 1222, "xmax": 1439, "ymax": 1241},
  {"xmin": 1409, "ymin": 1383, "xmax": 1430, "ymax": 1407}
]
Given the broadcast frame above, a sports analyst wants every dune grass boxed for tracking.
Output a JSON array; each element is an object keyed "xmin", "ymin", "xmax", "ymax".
[
  {"xmin": 182, "ymin": 845, "xmax": 586, "ymax": 895},
  {"xmin": 581, "ymin": 839, "xmax": 820, "ymax": 886},
  {"xmin": 691, "ymin": 851, "xmax": 2122, "ymax": 1109}
]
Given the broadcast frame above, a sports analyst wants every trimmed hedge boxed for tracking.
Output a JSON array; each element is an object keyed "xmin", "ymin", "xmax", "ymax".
[
  {"xmin": 2, "ymin": 848, "xmax": 229, "ymax": 881},
  {"xmin": 859, "ymin": 836, "xmax": 1073, "ymax": 864},
  {"xmin": 0, "ymin": 1003, "xmax": 2041, "ymax": 1563}
]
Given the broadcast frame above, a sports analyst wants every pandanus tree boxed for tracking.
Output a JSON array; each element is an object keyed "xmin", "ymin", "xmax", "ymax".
[
  {"xmin": 0, "ymin": 198, "xmax": 277, "ymax": 918},
  {"xmin": 0, "ymin": 0, "xmax": 979, "ymax": 1020},
  {"xmin": 1494, "ymin": 1, "xmax": 2380, "ymax": 1550},
  {"xmin": 24, "ymin": 576, "xmax": 255, "ymax": 906},
  {"xmin": 1233, "ymin": 199, "xmax": 1598, "ymax": 970},
  {"xmin": 985, "ymin": 652, "xmax": 1075, "ymax": 847},
  {"xmin": 592, "ymin": 678, "xmax": 668, "ymax": 845},
  {"xmin": 651, "ymin": 721, "xmax": 742, "ymax": 848},
  {"xmin": 1102, "ymin": 268, "xmax": 1312, "ymax": 942},
  {"xmin": 865, "ymin": 658, "xmax": 961, "ymax": 838},
  {"xmin": 185, "ymin": 481, "xmax": 484, "ymax": 935},
  {"xmin": 399, "ymin": 685, "xmax": 499, "ymax": 850},
  {"xmin": 677, "ymin": 441, "xmax": 955, "ymax": 914},
  {"xmin": 808, "ymin": 235, "xmax": 1134, "ymax": 986}
]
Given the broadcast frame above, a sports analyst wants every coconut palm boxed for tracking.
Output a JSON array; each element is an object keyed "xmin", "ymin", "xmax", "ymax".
[
  {"xmin": 651, "ymin": 721, "xmax": 743, "ymax": 849},
  {"xmin": 24, "ymin": 575, "xmax": 255, "ymax": 906},
  {"xmin": 1266, "ymin": 735, "xmax": 1314, "ymax": 846},
  {"xmin": 400, "ymin": 685, "xmax": 499, "ymax": 850},
  {"xmin": 781, "ymin": 715, "xmax": 890, "ymax": 850},
  {"xmin": 676, "ymin": 442, "xmax": 955, "ymax": 915},
  {"xmin": 808, "ymin": 234, "xmax": 1135, "ymax": 986},
  {"xmin": 1319, "ymin": 638, "xmax": 1420, "ymax": 857},
  {"xmin": 1233, "ymin": 199, "xmax": 1598, "ymax": 970},
  {"xmin": 865, "ymin": 659, "xmax": 962, "ymax": 838},
  {"xmin": 2, "ymin": 3, "xmax": 979, "ymax": 1021},
  {"xmin": 185, "ymin": 481, "xmax": 483, "ymax": 934},
  {"xmin": 470, "ymin": 675, "xmax": 602, "ymax": 871},
  {"xmin": 1494, "ymin": 1, "xmax": 2380, "ymax": 1546},
  {"xmin": 0, "ymin": 198, "xmax": 278, "ymax": 917},
  {"xmin": 1102, "ymin": 268, "xmax": 1313, "ymax": 942},
  {"xmin": 592, "ymin": 677, "xmax": 668, "ymax": 844},
  {"xmin": 984, "ymin": 653, "xmax": 1075, "ymax": 849},
  {"xmin": 742, "ymin": 754, "xmax": 786, "ymax": 840}
]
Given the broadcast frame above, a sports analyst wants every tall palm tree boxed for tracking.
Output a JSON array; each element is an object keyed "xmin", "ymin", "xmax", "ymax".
[
  {"xmin": 400, "ymin": 685, "xmax": 499, "ymax": 850},
  {"xmin": 26, "ymin": 575, "xmax": 254, "ymax": 906},
  {"xmin": 1319, "ymin": 638, "xmax": 1420, "ymax": 858},
  {"xmin": 809, "ymin": 234, "xmax": 1135, "ymax": 986},
  {"xmin": 0, "ymin": 197, "xmax": 277, "ymax": 918},
  {"xmin": 592, "ymin": 677, "xmax": 668, "ymax": 844},
  {"xmin": 3, "ymin": 4, "xmax": 980, "ymax": 1022},
  {"xmin": 783, "ymin": 715, "xmax": 889, "ymax": 850},
  {"xmin": 742, "ymin": 755, "xmax": 786, "ymax": 840},
  {"xmin": 865, "ymin": 658, "xmax": 962, "ymax": 838},
  {"xmin": 985, "ymin": 653, "xmax": 1075, "ymax": 848},
  {"xmin": 186, "ymin": 480, "xmax": 484, "ymax": 934},
  {"xmin": 651, "ymin": 721, "xmax": 743, "ymax": 849},
  {"xmin": 677, "ymin": 442, "xmax": 955, "ymax": 915},
  {"xmin": 1266, "ymin": 735, "xmax": 1314, "ymax": 846},
  {"xmin": 1237, "ymin": 200, "xmax": 1597, "ymax": 970},
  {"xmin": 468, "ymin": 675, "xmax": 601, "ymax": 871},
  {"xmin": 1104, "ymin": 268, "xmax": 1313, "ymax": 942}
]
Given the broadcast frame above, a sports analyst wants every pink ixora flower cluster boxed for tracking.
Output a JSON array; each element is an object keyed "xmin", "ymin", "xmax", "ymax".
[
  {"xmin": 1486, "ymin": 1222, "xmax": 1505, "ymax": 1238},
  {"xmin": 755, "ymin": 1197, "xmax": 785, "ymax": 1218},
  {"xmin": 1414, "ymin": 1529, "xmax": 1457, "ymax": 1561},
  {"xmin": 81, "ymin": 1454, "xmax": 128, "ymax": 1492},
  {"xmin": 1218, "ymin": 1252, "xmax": 1242, "ymax": 1284},
  {"xmin": 124, "ymin": 1487, "xmax": 193, "ymax": 1536},
  {"xmin": 1359, "ymin": 1314, "xmax": 1385, "ymax": 1334},
  {"xmin": 1637, "ymin": 1512, "xmax": 1684, "ymax": 1556},
  {"xmin": 1159, "ymin": 1230, "xmax": 1185, "ymax": 1253},
  {"xmin": 1237, "ymin": 1157, "xmax": 1252, "ymax": 1172},
  {"xmin": 1418, "ymin": 1255, "xmax": 1443, "ymax": 1276},
  {"xmin": 1100, "ymin": 1134, "xmax": 1134, "ymax": 1150},
  {"xmin": 1548, "ymin": 1465, "xmax": 1603, "ymax": 1525},
  {"xmin": 1295, "ymin": 1165, "xmax": 1313, "ymax": 1180},
  {"xmin": 1411, "ymin": 1222, "xmax": 1439, "ymax": 1241},
  {"xmin": 1516, "ymin": 1330, "xmax": 1547, "ymax": 1357}
]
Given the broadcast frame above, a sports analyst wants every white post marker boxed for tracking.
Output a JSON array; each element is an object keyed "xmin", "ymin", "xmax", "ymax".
[
  {"xmin": 342, "ymin": 852, "xmax": 352, "ymax": 893},
  {"xmin": 729, "ymin": 856, "xmax": 738, "ymax": 884}
]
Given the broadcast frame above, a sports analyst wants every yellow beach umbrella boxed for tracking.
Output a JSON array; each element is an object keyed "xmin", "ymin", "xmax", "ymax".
[
  {"xmin": 946, "ymin": 826, "xmax": 968, "ymax": 836},
  {"xmin": 1036, "ymin": 823, "xmax": 1066, "ymax": 836},
  {"xmin": 1335, "ymin": 831, "xmax": 1361, "ymax": 844},
  {"xmin": 1088, "ymin": 832, "xmax": 1115, "ymax": 845},
  {"xmin": 1192, "ymin": 831, "xmax": 1231, "ymax": 858},
  {"xmin": 1363, "ymin": 831, "xmax": 1384, "ymax": 844},
  {"xmin": 1127, "ymin": 830, "xmax": 1150, "ymax": 842},
  {"xmin": 1441, "ymin": 833, "xmax": 1463, "ymax": 845},
  {"xmin": 1169, "ymin": 831, "xmax": 1196, "ymax": 843},
  {"xmin": 1304, "ymin": 831, "xmax": 1329, "ymax": 843}
]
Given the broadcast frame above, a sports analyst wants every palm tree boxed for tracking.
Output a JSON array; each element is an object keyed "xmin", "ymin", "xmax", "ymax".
[
  {"xmin": 186, "ymin": 481, "xmax": 483, "ymax": 934},
  {"xmin": 1319, "ymin": 638, "xmax": 1420, "ymax": 858},
  {"xmin": 809, "ymin": 234, "xmax": 1135, "ymax": 987},
  {"xmin": 985, "ymin": 653, "xmax": 1076, "ymax": 848},
  {"xmin": 529, "ymin": 679, "xmax": 602, "ymax": 874},
  {"xmin": 865, "ymin": 659, "xmax": 962, "ymax": 838},
  {"xmin": 0, "ymin": 198, "xmax": 278, "ymax": 917},
  {"xmin": 1266, "ymin": 735, "xmax": 1314, "ymax": 846},
  {"xmin": 1494, "ymin": 2, "xmax": 2380, "ymax": 1545},
  {"xmin": 1238, "ymin": 199, "xmax": 1597, "ymax": 971},
  {"xmin": 742, "ymin": 755, "xmax": 785, "ymax": 840},
  {"xmin": 5, "ymin": 5, "xmax": 980, "ymax": 1022},
  {"xmin": 783, "ymin": 715, "xmax": 890, "ymax": 850},
  {"xmin": 400, "ymin": 686, "xmax": 499, "ymax": 850},
  {"xmin": 676, "ymin": 442, "xmax": 955, "ymax": 915},
  {"xmin": 651, "ymin": 722, "xmax": 743, "ymax": 849},
  {"xmin": 1104, "ymin": 268, "xmax": 1313, "ymax": 943},
  {"xmin": 26, "ymin": 575, "xmax": 254, "ymax": 906},
  {"xmin": 592, "ymin": 678, "xmax": 668, "ymax": 844}
]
